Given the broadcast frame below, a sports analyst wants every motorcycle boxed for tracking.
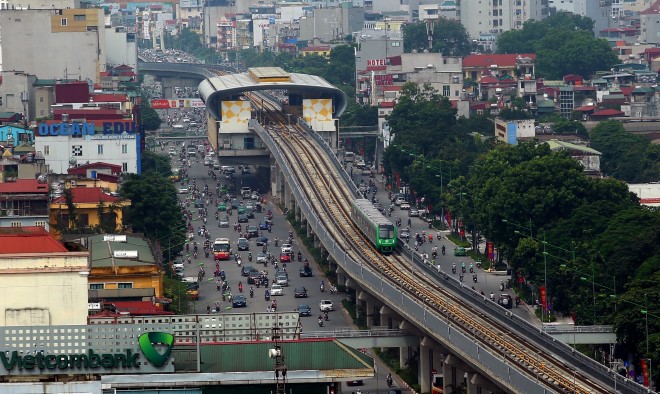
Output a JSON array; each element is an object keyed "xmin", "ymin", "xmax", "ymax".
[
  {"xmin": 318, "ymin": 318, "xmax": 324, "ymax": 327},
  {"xmin": 469, "ymin": 264, "xmax": 474, "ymax": 273},
  {"xmin": 250, "ymin": 288, "xmax": 254, "ymax": 298},
  {"xmin": 297, "ymin": 252, "xmax": 302, "ymax": 262},
  {"xmin": 237, "ymin": 258, "xmax": 242, "ymax": 267},
  {"xmin": 265, "ymin": 290, "xmax": 270, "ymax": 301},
  {"xmin": 320, "ymin": 282, "xmax": 325, "ymax": 292},
  {"xmin": 238, "ymin": 282, "xmax": 243, "ymax": 293},
  {"xmin": 324, "ymin": 311, "xmax": 329, "ymax": 321},
  {"xmin": 473, "ymin": 274, "xmax": 478, "ymax": 283},
  {"xmin": 442, "ymin": 246, "xmax": 446, "ymax": 255},
  {"xmin": 452, "ymin": 266, "xmax": 457, "ymax": 274},
  {"xmin": 387, "ymin": 375, "xmax": 393, "ymax": 387}
]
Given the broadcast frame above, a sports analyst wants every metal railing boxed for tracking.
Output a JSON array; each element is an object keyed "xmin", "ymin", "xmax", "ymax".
[{"xmin": 302, "ymin": 328, "xmax": 406, "ymax": 339}]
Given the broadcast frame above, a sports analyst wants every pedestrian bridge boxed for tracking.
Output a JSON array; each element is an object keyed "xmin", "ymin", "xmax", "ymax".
[
  {"xmin": 542, "ymin": 324, "xmax": 617, "ymax": 345},
  {"xmin": 302, "ymin": 328, "xmax": 419, "ymax": 348}
]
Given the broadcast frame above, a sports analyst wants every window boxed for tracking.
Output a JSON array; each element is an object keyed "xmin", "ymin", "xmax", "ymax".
[
  {"xmin": 89, "ymin": 283, "xmax": 104, "ymax": 290},
  {"xmin": 121, "ymin": 144, "xmax": 128, "ymax": 154},
  {"xmin": 442, "ymin": 85, "xmax": 450, "ymax": 96},
  {"xmin": 97, "ymin": 144, "xmax": 104, "ymax": 154},
  {"xmin": 10, "ymin": 222, "xmax": 22, "ymax": 227},
  {"xmin": 0, "ymin": 96, "xmax": 3, "ymax": 105},
  {"xmin": 74, "ymin": 14, "xmax": 86, "ymax": 21},
  {"xmin": 118, "ymin": 283, "xmax": 133, "ymax": 289},
  {"xmin": 72, "ymin": 145, "xmax": 83, "ymax": 156},
  {"xmin": 39, "ymin": 97, "xmax": 43, "ymax": 102},
  {"xmin": 77, "ymin": 213, "xmax": 89, "ymax": 227},
  {"xmin": 35, "ymin": 221, "xmax": 46, "ymax": 227},
  {"xmin": 122, "ymin": 162, "xmax": 128, "ymax": 172},
  {"xmin": 61, "ymin": 18, "xmax": 67, "ymax": 26},
  {"xmin": 43, "ymin": 146, "xmax": 50, "ymax": 155},
  {"xmin": 391, "ymin": 41, "xmax": 400, "ymax": 47}
]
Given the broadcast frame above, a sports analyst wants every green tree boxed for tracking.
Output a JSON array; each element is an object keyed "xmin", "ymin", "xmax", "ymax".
[
  {"xmin": 141, "ymin": 150, "xmax": 172, "ymax": 178},
  {"xmin": 163, "ymin": 277, "xmax": 193, "ymax": 314},
  {"xmin": 120, "ymin": 172, "xmax": 186, "ymax": 260},
  {"xmin": 140, "ymin": 96, "xmax": 162, "ymax": 131},
  {"xmin": 551, "ymin": 118, "xmax": 588, "ymax": 138},
  {"xmin": 403, "ymin": 20, "xmax": 472, "ymax": 56},
  {"xmin": 589, "ymin": 120, "xmax": 659, "ymax": 182},
  {"xmin": 496, "ymin": 13, "xmax": 617, "ymax": 79}
]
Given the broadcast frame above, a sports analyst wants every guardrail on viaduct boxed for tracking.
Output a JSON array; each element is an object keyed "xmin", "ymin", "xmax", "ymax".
[{"xmin": 251, "ymin": 119, "xmax": 556, "ymax": 393}]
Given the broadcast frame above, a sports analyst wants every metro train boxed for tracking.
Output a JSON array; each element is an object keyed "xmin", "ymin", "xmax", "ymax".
[{"xmin": 351, "ymin": 199, "xmax": 398, "ymax": 253}]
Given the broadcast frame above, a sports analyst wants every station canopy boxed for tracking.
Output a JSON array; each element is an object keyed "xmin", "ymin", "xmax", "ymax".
[{"xmin": 198, "ymin": 67, "xmax": 347, "ymax": 121}]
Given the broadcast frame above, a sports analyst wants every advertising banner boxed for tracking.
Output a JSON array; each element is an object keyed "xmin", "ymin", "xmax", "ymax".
[
  {"xmin": 150, "ymin": 99, "xmax": 205, "ymax": 109},
  {"xmin": 540, "ymin": 286, "xmax": 547, "ymax": 309},
  {"xmin": 486, "ymin": 241, "xmax": 494, "ymax": 261}
]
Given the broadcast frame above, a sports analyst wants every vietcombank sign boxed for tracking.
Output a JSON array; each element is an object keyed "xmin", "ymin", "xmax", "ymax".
[{"xmin": 0, "ymin": 332, "xmax": 174, "ymax": 375}]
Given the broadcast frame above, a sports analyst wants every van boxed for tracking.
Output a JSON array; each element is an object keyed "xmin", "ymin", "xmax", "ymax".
[{"xmin": 187, "ymin": 147, "xmax": 197, "ymax": 157}]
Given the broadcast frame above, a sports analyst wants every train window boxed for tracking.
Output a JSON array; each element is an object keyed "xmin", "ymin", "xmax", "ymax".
[{"xmin": 379, "ymin": 225, "xmax": 393, "ymax": 239}]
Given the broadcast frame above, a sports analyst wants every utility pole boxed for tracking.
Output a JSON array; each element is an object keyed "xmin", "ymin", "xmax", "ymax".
[{"xmin": 270, "ymin": 326, "xmax": 287, "ymax": 394}]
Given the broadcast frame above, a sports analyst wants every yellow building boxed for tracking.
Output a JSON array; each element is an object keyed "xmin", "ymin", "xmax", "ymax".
[
  {"xmin": 87, "ymin": 234, "xmax": 164, "ymax": 299},
  {"xmin": 49, "ymin": 187, "xmax": 131, "ymax": 237},
  {"xmin": 0, "ymin": 227, "xmax": 89, "ymax": 326},
  {"xmin": 300, "ymin": 45, "xmax": 332, "ymax": 58}
]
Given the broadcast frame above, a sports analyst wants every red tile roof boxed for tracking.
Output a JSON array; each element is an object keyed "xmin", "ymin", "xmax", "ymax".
[
  {"xmin": 463, "ymin": 54, "xmax": 536, "ymax": 68},
  {"xmin": 640, "ymin": 0, "xmax": 660, "ymax": 14},
  {"xmin": 51, "ymin": 187, "xmax": 120, "ymax": 204},
  {"xmin": 91, "ymin": 94, "xmax": 129, "ymax": 103},
  {"xmin": 592, "ymin": 109, "xmax": 625, "ymax": 116},
  {"xmin": 379, "ymin": 101, "xmax": 395, "ymax": 108},
  {"xmin": 0, "ymin": 226, "xmax": 68, "ymax": 254},
  {"xmin": 575, "ymin": 105, "xmax": 597, "ymax": 112},
  {"xmin": 109, "ymin": 301, "xmax": 172, "ymax": 315},
  {"xmin": 67, "ymin": 162, "xmax": 122, "ymax": 175},
  {"xmin": 0, "ymin": 179, "xmax": 49, "ymax": 194}
]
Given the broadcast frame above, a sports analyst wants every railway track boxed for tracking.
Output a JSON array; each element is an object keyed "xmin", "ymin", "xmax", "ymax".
[{"xmin": 234, "ymin": 90, "xmax": 611, "ymax": 393}]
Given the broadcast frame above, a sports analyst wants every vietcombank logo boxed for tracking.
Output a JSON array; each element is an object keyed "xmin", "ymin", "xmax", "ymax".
[{"xmin": 138, "ymin": 332, "xmax": 174, "ymax": 367}]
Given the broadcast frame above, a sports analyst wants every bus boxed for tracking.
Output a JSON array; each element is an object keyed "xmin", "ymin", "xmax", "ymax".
[
  {"xmin": 431, "ymin": 369, "xmax": 445, "ymax": 394},
  {"xmin": 344, "ymin": 151, "xmax": 355, "ymax": 163},
  {"xmin": 213, "ymin": 238, "xmax": 231, "ymax": 260}
]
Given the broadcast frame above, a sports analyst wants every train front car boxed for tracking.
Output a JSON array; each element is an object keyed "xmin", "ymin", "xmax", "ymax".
[
  {"xmin": 351, "ymin": 199, "xmax": 397, "ymax": 254},
  {"xmin": 376, "ymin": 222, "xmax": 397, "ymax": 253}
]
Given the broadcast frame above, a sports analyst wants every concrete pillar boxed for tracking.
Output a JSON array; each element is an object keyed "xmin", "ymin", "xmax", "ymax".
[
  {"xmin": 467, "ymin": 372, "xmax": 500, "ymax": 394},
  {"xmin": 419, "ymin": 343, "xmax": 431, "ymax": 393},
  {"xmin": 365, "ymin": 299, "xmax": 374, "ymax": 327},
  {"xmin": 399, "ymin": 346, "xmax": 409, "ymax": 371},
  {"xmin": 379, "ymin": 305, "xmax": 392, "ymax": 327},
  {"xmin": 444, "ymin": 354, "xmax": 468, "ymax": 394}
]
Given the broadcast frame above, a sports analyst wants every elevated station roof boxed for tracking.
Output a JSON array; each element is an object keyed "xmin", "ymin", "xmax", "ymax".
[{"xmin": 198, "ymin": 67, "xmax": 347, "ymax": 121}]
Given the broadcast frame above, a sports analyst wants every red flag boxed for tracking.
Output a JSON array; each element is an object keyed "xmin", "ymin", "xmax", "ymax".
[
  {"xmin": 641, "ymin": 359, "xmax": 649, "ymax": 387},
  {"xmin": 540, "ymin": 286, "xmax": 547, "ymax": 309},
  {"xmin": 486, "ymin": 242, "xmax": 495, "ymax": 261}
]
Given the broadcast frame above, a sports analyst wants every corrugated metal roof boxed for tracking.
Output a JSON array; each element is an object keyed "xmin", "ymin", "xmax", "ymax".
[
  {"xmin": 177, "ymin": 339, "xmax": 373, "ymax": 374},
  {"xmin": 89, "ymin": 234, "xmax": 156, "ymax": 267},
  {"xmin": 545, "ymin": 140, "xmax": 601, "ymax": 155}
]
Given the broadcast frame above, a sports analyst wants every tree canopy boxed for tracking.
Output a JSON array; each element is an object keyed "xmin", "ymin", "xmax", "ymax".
[
  {"xmin": 589, "ymin": 120, "xmax": 660, "ymax": 182},
  {"xmin": 403, "ymin": 19, "xmax": 472, "ymax": 56},
  {"xmin": 121, "ymin": 153, "xmax": 186, "ymax": 260},
  {"xmin": 496, "ymin": 13, "xmax": 618, "ymax": 79},
  {"xmin": 140, "ymin": 95, "xmax": 162, "ymax": 131}
]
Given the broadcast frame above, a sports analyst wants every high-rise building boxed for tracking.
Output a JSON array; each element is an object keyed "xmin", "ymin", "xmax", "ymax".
[{"xmin": 458, "ymin": 0, "xmax": 549, "ymax": 39}]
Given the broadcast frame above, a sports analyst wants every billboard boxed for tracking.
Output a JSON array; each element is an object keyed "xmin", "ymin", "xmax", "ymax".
[{"xmin": 151, "ymin": 99, "xmax": 205, "ymax": 109}]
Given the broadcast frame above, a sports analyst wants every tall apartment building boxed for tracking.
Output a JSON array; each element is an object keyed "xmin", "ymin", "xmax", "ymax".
[{"xmin": 458, "ymin": 0, "xmax": 549, "ymax": 38}]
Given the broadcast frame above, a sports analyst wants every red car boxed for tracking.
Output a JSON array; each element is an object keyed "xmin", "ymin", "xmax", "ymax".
[{"xmin": 279, "ymin": 252, "xmax": 291, "ymax": 263}]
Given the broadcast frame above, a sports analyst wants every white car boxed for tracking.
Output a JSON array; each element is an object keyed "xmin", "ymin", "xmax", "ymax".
[
  {"xmin": 319, "ymin": 300, "xmax": 334, "ymax": 312},
  {"xmin": 270, "ymin": 284, "xmax": 283, "ymax": 296},
  {"xmin": 178, "ymin": 186, "xmax": 189, "ymax": 194},
  {"xmin": 281, "ymin": 244, "xmax": 293, "ymax": 254},
  {"xmin": 399, "ymin": 202, "xmax": 411, "ymax": 210}
]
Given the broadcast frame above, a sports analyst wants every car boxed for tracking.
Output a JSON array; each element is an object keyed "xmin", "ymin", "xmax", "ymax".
[
  {"xmin": 408, "ymin": 208, "xmax": 420, "ymax": 217},
  {"xmin": 294, "ymin": 287, "xmax": 308, "ymax": 298},
  {"xmin": 187, "ymin": 289, "xmax": 199, "ymax": 300},
  {"xmin": 498, "ymin": 294, "xmax": 513, "ymax": 309},
  {"xmin": 240, "ymin": 186, "xmax": 251, "ymax": 197},
  {"xmin": 280, "ymin": 252, "xmax": 291, "ymax": 263},
  {"xmin": 259, "ymin": 221, "xmax": 270, "ymax": 230},
  {"xmin": 361, "ymin": 168, "xmax": 372, "ymax": 176},
  {"xmin": 297, "ymin": 304, "xmax": 312, "ymax": 316},
  {"xmin": 251, "ymin": 191, "xmax": 260, "ymax": 200},
  {"xmin": 230, "ymin": 199, "xmax": 240, "ymax": 209},
  {"xmin": 222, "ymin": 166, "xmax": 236, "ymax": 174},
  {"xmin": 299, "ymin": 266, "xmax": 313, "ymax": 277},
  {"xmin": 217, "ymin": 202, "xmax": 227, "ymax": 211},
  {"xmin": 399, "ymin": 229, "xmax": 410, "ymax": 239},
  {"xmin": 219, "ymin": 217, "xmax": 230, "ymax": 228},
  {"xmin": 270, "ymin": 284, "xmax": 283, "ymax": 296},
  {"xmin": 247, "ymin": 269, "xmax": 260, "ymax": 284},
  {"xmin": 319, "ymin": 300, "xmax": 334, "ymax": 311},
  {"xmin": 232, "ymin": 295, "xmax": 247, "ymax": 308},
  {"xmin": 237, "ymin": 205, "xmax": 246, "ymax": 215},
  {"xmin": 237, "ymin": 214, "xmax": 249, "ymax": 223},
  {"xmin": 399, "ymin": 202, "xmax": 411, "ymax": 210},
  {"xmin": 347, "ymin": 379, "xmax": 364, "ymax": 386},
  {"xmin": 245, "ymin": 208, "xmax": 255, "ymax": 219},
  {"xmin": 281, "ymin": 244, "xmax": 293, "ymax": 254},
  {"xmin": 247, "ymin": 225, "xmax": 258, "ymax": 237},
  {"xmin": 178, "ymin": 186, "xmax": 189, "ymax": 194},
  {"xmin": 256, "ymin": 236, "xmax": 268, "ymax": 246},
  {"xmin": 213, "ymin": 162, "xmax": 221, "ymax": 170},
  {"xmin": 237, "ymin": 238, "xmax": 249, "ymax": 251},
  {"xmin": 241, "ymin": 265, "xmax": 254, "ymax": 277},
  {"xmin": 276, "ymin": 273, "xmax": 289, "ymax": 286},
  {"xmin": 194, "ymin": 199, "xmax": 204, "ymax": 208},
  {"xmin": 256, "ymin": 252, "xmax": 268, "ymax": 264},
  {"xmin": 454, "ymin": 246, "xmax": 467, "ymax": 256}
]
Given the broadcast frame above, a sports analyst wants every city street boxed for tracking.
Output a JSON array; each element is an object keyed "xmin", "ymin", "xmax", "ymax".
[{"xmin": 164, "ymin": 143, "xmax": 412, "ymax": 393}]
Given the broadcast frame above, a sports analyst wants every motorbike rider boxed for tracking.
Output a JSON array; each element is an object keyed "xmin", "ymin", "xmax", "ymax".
[
  {"xmin": 320, "ymin": 280, "xmax": 325, "ymax": 292},
  {"xmin": 442, "ymin": 245, "xmax": 446, "ymax": 255}
]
